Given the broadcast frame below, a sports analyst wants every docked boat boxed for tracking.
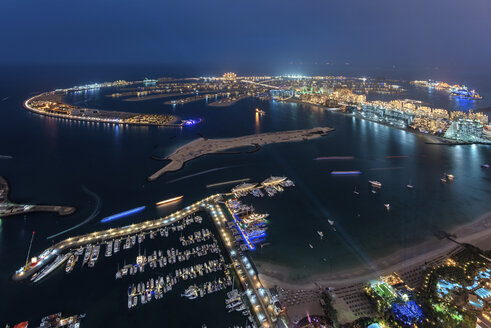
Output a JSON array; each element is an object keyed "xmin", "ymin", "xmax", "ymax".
[
  {"xmin": 88, "ymin": 245, "xmax": 100, "ymax": 267},
  {"xmin": 114, "ymin": 239, "xmax": 120, "ymax": 253},
  {"xmin": 123, "ymin": 237, "xmax": 131, "ymax": 249},
  {"xmin": 74, "ymin": 247, "xmax": 84, "ymax": 256},
  {"xmin": 105, "ymin": 240, "xmax": 113, "ymax": 257},
  {"xmin": 82, "ymin": 245, "xmax": 92, "ymax": 266},
  {"xmin": 65, "ymin": 254, "xmax": 76, "ymax": 273}
]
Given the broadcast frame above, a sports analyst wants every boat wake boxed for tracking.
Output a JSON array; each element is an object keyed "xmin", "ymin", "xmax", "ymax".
[
  {"xmin": 47, "ymin": 186, "xmax": 102, "ymax": 240},
  {"xmin": 166, "ymin": 165, "xmax": 246, "ymax": 184}
]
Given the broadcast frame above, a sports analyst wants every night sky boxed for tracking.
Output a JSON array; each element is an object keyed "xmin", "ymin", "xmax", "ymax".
[{"xmin": 1, "ymin": 0, "xmax": 491, "ymax": 73}]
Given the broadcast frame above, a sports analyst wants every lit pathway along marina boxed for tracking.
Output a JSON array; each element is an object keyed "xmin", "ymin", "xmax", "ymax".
[{"xmin": 12, "ymin": 194, "xmax": 221, "ymax": 282}]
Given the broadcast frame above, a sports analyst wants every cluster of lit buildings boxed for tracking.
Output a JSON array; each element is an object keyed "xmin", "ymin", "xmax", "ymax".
[
  {"xmin": 266, "ymin": 76, "xmax": 489, "ymax": 143},
  {"xmin": 365, "ymin": 273, "xmax": 424, "ymax": 327},
  {"xmin": 411, "ymin": 80, "xmax": 483, "ymax": 99},
  {"xmin": 26, "ymin": 93, "xmax": 175, "ymax": 126}
]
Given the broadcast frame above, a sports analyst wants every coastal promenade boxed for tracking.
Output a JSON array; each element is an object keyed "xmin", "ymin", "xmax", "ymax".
[{"xmin": 148, "ymin": 127, "xmax": 334, "ymax": 181}]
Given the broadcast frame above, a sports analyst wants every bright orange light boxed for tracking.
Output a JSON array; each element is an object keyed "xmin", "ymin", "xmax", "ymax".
[{"xmin": 156, "ymin": 195, "xmax": 184, "ymax": 206}]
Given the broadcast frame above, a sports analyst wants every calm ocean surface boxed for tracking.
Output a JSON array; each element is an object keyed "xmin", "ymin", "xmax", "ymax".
[{"xmin": 0, "ymin": 65, "xmax": 490, "ymax": 326}]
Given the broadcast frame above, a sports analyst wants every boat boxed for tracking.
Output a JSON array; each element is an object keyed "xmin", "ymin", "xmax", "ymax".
[
  {"xmin": 74, "ymin": 247, "xmax": 84, "ymax": 256},
  {"xmin": 65, "ymin": 254, "xmax": 76, "ymax": 273},
  {"xmin": 32, "ymin": 253, "xmax": 70, "ymax": 283},
  {"xmin": 353, "ymin": 186, "xmax": 359, "ymax": 195},
  {"xmin": 255, "ymin": 108, "xmax": 266, "ymax": 115},
  {"xmin": 446, "ymin": 174, "xmax": 454, "ymax": 181},
  {"xmin": 114, "ymin": 239, "xmax": 120, "ymax": 253},
  {"xmin": 309, "ymin": 244, "xmax": 313, "ymax": 249},
  {"xmin": 317, "ymin": 231, "xmax": 324, "ymax": 239},
  {"xmin": 88, "ymin": 245, "xmax": 100, "ymax": 267},
  {"xmin": 328, "ymin": 219, "xmax": 334, "ymax": 226},
  {"xmin": 226, "ymin": 300, "xmax": 242, "ymax": 309},
  {"xmin": 481, "ymin": 164, "xmax": 490, "ymax": 169},
  {"xmin": 105, "ymin": 240, "xmax": 113, "ymax": 257},
  {"xmin": 156, "ymin": 195, "xmax": 184, "ymax": 206},
  {"xmin": 407, "ymin": 180, "xmax": 414, "ymax": 189},
  {"xmin": 368, "ymin": 180, "xmax": 382, "ymax": 188},
  {"xmin": 384, "ymin": 204, "xmax": 390, "ymax": 210},
  {"xmin": 441, "ymin": 178, "xmax": 447, "ymax": 183},
  {"xmin": 82, "ymin": 245, "xmax": 92, "ymax": 266},
  {"xmin": 450, "ymin": 88, "xmax": 482, "ymax": 99}
]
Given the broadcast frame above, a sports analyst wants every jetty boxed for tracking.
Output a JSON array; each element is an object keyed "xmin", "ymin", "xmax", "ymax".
[{"xmin": 0, "ymin": 176, "xmax": 75, "ymax": 218}]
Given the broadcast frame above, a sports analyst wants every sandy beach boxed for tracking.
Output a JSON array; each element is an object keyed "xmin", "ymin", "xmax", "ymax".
[{"xmin": 257, "ymin": 211, "xmax": 491, "ymax": 290}]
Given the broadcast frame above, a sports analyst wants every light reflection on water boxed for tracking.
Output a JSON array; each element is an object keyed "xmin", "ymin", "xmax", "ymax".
[{"xmin": 0, "ymin": 77, "xmax": 490, "ymax": 325}]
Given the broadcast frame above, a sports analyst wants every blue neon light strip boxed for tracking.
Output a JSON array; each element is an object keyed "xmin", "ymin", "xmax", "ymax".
[
  {"xmin": 330, "ymin": 171, "xmax": 362, "ymax": 175},
  {"xmin": 100, "ymin": 206, "xmax": 146, "ymax": 223},
  {"xmin": 232, "ymin": 214, "xmax": 255, "ymax": 250},
  {"xmin": 250, "ymin": 233, "xmax": 267, "ymax": 240}
]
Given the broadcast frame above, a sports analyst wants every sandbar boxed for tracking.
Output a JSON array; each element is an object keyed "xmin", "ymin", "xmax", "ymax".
[{"xmin": 148, "ymin": 127, "xmax": 334, "ymax": 181}]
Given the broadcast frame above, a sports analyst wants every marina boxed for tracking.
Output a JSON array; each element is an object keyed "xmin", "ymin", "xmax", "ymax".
[{"xmin": 11, "ymin": 175, "xmax": 296, "ymax": 327}]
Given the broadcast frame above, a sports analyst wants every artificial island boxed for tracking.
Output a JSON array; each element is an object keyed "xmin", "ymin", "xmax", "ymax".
[
  {"xmin": 22, "ymin": 74, "xmax": 491, "ymax": 144},
  {"xmin": 147, "ymin": 127, "xmax": 334, "ymax": 181}
]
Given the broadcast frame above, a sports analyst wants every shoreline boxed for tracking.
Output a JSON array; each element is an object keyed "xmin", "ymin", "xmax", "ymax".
[
  {"xmin": 147, "ymin": 127, "xmax": 334, "ymax": 181},
  {"xmin": 24, "ymin": 93, "xmax": 180, "ymax": 127},
  {"xmin": 257, "ymin": 211, "xmax": 491, "ymax": 290},
  {"xmin": 281, "ymin": 98, "xmax": 490, "ymax": 145},
  {"xmin": 208, "ymin": 95, "xmax": 251, "ymax": 107}
]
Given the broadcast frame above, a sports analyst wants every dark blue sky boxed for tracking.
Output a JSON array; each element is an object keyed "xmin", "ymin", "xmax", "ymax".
[{"xmin": 2, "ymin": 0, "xmax": 490, "ymax": 73}]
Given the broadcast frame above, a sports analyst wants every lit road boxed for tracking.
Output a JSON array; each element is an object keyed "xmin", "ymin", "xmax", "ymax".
[
  {"xmin": 208, "ymin": 202, "xmax": 277, "ymax": 327},
  {"xmin": 240, "ymin": 79, "xmax": 278, "ymax": 89}
]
